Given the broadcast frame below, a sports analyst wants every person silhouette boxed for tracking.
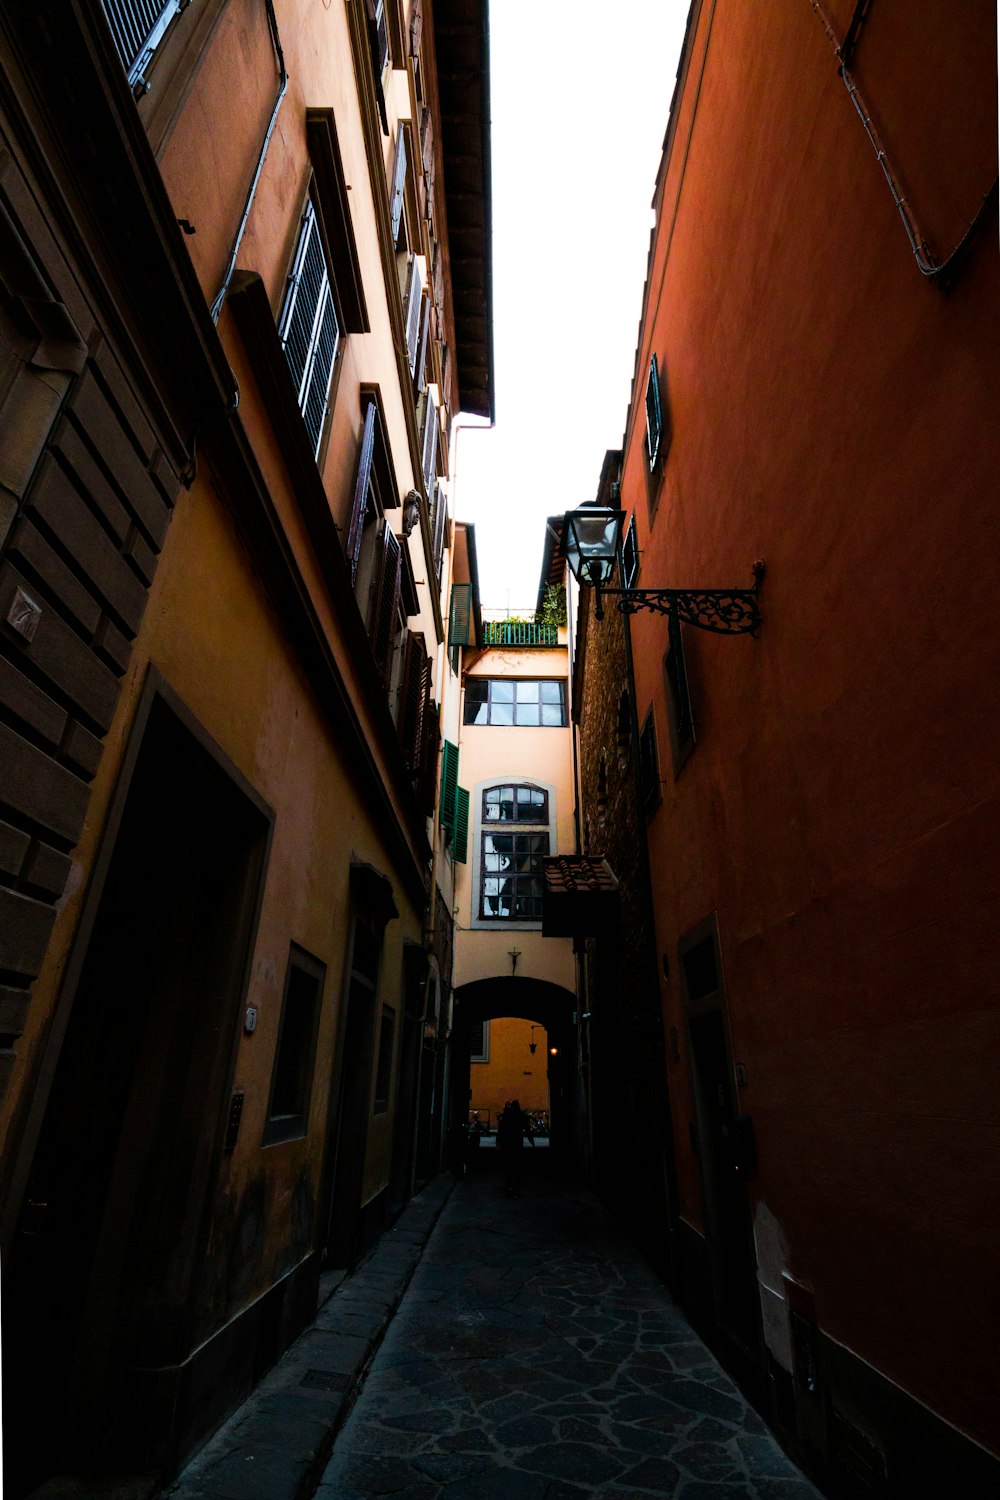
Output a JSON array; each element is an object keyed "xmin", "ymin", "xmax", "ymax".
[{"xmin": 496, "ymin": 1098, "xmax": 535, "ymax": 1196}]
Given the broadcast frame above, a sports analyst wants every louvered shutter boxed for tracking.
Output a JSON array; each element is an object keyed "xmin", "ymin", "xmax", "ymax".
[
  {"xmin": 397, "ymin": 631, "xmax": 428, "ymax": 770},
  {"xmin": 645, "ymin": 353, "xmax": 663, "ymax": 467},
  {"xmin": 346, "ymin": 402, "xmax": 377, "ymax": 581},
  {"xmin": 370, "ymin": 525, "xmax": 402, "ymax": 687},
  {"xmin": 390, "ymin": 126, "xmax": 407, "ymax": 245},
  {"xmin": 440, "ymin": 740, "xmax": 459, "ymax": 836},
  {"xmin": 452, "ymin": 787, "xmax": 470, "ymax": 863},
  {"xmin": 431, "ymin": 482, "xmax": 448, "ymax": 580},
  {"xmin": 414, "ymin": 293, "xmax": 430, "ymax": 393},
  {"xmin": 404, "ymin": 258, "xmax": 423, "ymax": 375},
  {"xmin": 105, "ymin": 0, "xmax": 182, "ymax": 87},
  {"xmin": 431, "ymin": 241, "xmax": 445, "ymax": 318},
  {"xmin": 448, "ymin": 584, "xmax": 471, "ymax": 646},
  {"xmin": 279, "ymin": 198, "xmax": 340, "ymax": 458},
  {"xmin": 421, "ymin": 399, "xmax": 438, "ymax": 493}
]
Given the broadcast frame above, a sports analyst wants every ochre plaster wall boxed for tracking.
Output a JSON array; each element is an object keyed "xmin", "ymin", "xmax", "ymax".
[{"xmin": 469, "ymin": 1017, "xmax": 549, "ymax": 1123}]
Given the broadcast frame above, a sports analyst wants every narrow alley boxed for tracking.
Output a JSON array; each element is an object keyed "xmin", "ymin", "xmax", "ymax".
[{"xmin": 170, "ymin": 1162, "xmax": 821, "ymax": 1500}]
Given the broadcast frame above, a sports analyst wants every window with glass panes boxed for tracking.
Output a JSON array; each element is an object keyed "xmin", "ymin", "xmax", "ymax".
[
  {"xmin": 480, "ymin": 783, "xmax": 549, "ymax": 921},
  {"xmin": 464, "ymin": 679, "xmax": 566, "ymax": 727}
]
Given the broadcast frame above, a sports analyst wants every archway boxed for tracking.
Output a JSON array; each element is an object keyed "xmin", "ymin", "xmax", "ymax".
[{"xmin": 450, "ymin": 978, "xmax": 581, "ymax": 1167}]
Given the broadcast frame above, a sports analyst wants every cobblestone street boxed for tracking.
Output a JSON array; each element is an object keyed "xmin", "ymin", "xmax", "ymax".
[{"xmin": 316, "ymin": 1165, "xmax": 822, "ymax": 1499}]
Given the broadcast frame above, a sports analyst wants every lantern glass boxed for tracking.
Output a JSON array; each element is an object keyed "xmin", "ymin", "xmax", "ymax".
[{"xmin": 562, "ymin": 507, "xmax": 625, "ymax": 588}]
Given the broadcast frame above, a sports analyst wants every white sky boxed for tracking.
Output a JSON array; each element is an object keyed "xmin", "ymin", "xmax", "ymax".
[{"xmin": 451, "ymin": 1, "xmax": 691, "ymax": 616}]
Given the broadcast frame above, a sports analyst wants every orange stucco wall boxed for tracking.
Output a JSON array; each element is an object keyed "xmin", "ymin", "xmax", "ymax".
[{"xmin": 620, "ymin": 0, "xmax": 999, "ymax": 1452}]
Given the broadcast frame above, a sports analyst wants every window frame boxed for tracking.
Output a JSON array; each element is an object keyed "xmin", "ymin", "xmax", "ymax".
[
  {"xmin": 463, "ymin": 678, "xmax": 567, "ymax": 728},
  {"xmin": 622, "ymin": 513, "xmax": 640, "ymax": 589},
  {"xmin": 263, "ymin": 944, "xmax": 326, "ymax": 1146},
  {"xmin": 471, "ymin": 779, "xmax": 557, "ymax": 931}
]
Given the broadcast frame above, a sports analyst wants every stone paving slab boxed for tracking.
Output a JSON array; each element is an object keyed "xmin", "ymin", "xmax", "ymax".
[
  {"xmin": 318, "ymin": 1172, "xmax": 824, "ymax": 1499},
  {"xmin": 160, "ymin": 1176, "xmax": 455, "ymax": 1500}
]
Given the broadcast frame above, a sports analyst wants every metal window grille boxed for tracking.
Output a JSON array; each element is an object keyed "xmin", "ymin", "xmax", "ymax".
[
  {"xmin": 102, "ymin": 0, "xmax": 183, "ymax": 89},
  {"xmin": 279, "ymin": 199, "xmax": 341, "ymax": 458}
]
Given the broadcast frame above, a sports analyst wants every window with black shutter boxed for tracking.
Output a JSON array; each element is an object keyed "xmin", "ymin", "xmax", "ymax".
[
  {"xmin": 397, "ymin": 631, "xmax": 429, "ymax": 772},
  {"xmin": 622, "ymin": 513, "xmax": 640, "ymax": 588},
  {"xmin": 639, "ymin": 709, "xmax": 661, "ymax": 813},
  {"xmin": 369, "ymin": 524, "xmax": 403, "ymax": 689},
  {"xmin": 645, "ymin": 353, "xmax": 664, "ymax": 468},
  {"xmin": 278, "ymin": 197, "xmax": 341, "ymax": 459},
  {"xmin": 431, "ymin": 483, "xmax": 449, "ymax": 583},
  {"xmin": 663, "ymin": 615, "xmax": 696, "ymax": 772}
]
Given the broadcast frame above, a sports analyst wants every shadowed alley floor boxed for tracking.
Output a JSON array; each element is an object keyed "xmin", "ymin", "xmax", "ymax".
[{"xmin": 315, "ymin": 1166, "xmax": 822, "ymax": 1499}]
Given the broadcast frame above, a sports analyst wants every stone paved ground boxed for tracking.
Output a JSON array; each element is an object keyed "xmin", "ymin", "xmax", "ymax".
[{"xmin": 317, "ymin": 1165, "xmax": 823, "ymax": 1499}]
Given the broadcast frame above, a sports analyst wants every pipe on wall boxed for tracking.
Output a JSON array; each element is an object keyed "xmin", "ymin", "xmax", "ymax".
[
  {"xmin": 809, "ymin": 0, "xmax": 998, "ymax": 286},
  {"xmin": 209, "ymin": 0, "xmax": 288, "ymax": 322}
]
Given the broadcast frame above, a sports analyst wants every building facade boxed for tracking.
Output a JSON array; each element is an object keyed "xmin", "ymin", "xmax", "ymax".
[
  {"xmin": 576, "ymin": 1, "xmax": 999, "ymax": 1493},
  {"xmin": 0, "ymin": 0, "xmax": 491, "ymax": 1489},
  {"xmin": 446, "ymin": 523, "xmax": 580, "ymax": 1157}
]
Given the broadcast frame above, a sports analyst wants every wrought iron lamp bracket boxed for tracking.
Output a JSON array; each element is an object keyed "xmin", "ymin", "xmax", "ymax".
[{"xmin": 597, "ymin": 561, "xmax": 765, "ymax": 636}]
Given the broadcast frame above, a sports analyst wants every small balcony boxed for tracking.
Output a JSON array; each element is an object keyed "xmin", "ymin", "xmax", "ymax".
[{"xmin": 480, "ymin": 620, "xmax": 560, "ymax": 647}]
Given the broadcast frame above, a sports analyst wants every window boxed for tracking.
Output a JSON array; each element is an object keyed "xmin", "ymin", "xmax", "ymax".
[
  {"xmin": 481, "ymin": 828, "xmax": 549, "ymax": 921},
  {"xmin": 373, "ymin": 1004, "xmax": 395, "ymax": 1112},
  {"xmin": 101, "ymin": 0, "xmax": 185, "ymax": 92},
  {"xmin": 664, "ymin": 615, "xmax": 696, "ymax": 772},
  {"xmin": 483, "ymin": 785, "xmax": 548, "ymax": 823},
  {"xmin": 264, "ymin": 946, "xmax": 326, "ymax": 1145},
  {"xmin": 645, "ymin": 353, "xmax": 665, "ymax": 469},
  {"xmin": 639, "ymin": 708, "xmax": 661, "ymax": 813},
  {"xmin": 430, "ymin": 482, "xmax": 449, "ymax": 585},
  {"xmin": 464, "ymin": 679, "xmax": 567, "ymax": 727},
  {"xmin": 345, "ymin": 397, "xmax": 406, "ymax": 691},
  {"xmin": 278, "ymin": 196, "xmax": 341, "ymax": 458},
  {"xmin": 469, "ymin": 1018, "xmax": 489, "ymax": 1063},
  {"xmin": 622, "ymin": 513, "xmax": 640, "ymax": 588}
]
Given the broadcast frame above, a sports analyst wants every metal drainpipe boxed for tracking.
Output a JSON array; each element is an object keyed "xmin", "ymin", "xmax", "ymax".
[{"xmin": 209, "ymin": 0, "xmax": 288, "ymax": 323}]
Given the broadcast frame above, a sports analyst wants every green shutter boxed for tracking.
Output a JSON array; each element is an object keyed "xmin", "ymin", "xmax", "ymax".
[
  {"xmin": 440, "ymin": 739, "xmax": 459, "ymax": 835},
  {"xmin": 453, "ymin": 786, "xmax": 470, "ymax": 863},
  {"xmin": 448, "ymin": 583, "xmax": 472, "ymax": 645}
]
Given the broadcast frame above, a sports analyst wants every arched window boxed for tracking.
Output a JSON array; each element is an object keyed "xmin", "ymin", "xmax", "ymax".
[{"xmin": 480, "ymin": 783, "xmax": 549, "ymax": 921}]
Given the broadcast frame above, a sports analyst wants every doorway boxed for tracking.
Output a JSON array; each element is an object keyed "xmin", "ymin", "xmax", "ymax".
[
  {"xmin": 680, "ymin": 919, "xmax": 760, "ymax": 1365},
  {"xmin": 2, "ymin": 687, "xmax": 271, "ymax": 1493}
]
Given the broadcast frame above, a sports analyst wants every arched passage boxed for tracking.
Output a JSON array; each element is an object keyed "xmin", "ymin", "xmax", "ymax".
[{"xmin": 450, "ymin": 978, "xmax": 581, "ymax": 1164}]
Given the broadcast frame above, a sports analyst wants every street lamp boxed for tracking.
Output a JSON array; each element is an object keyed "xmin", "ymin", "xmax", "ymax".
[{"xmin": 561, "ymin": 504, "xmax": 764, "ymax": 635}]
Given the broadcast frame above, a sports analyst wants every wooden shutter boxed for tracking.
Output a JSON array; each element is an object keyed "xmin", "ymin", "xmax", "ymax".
[
  {"xmin": 370, "ymin": 524, "xmax": 402, "ymax": 686},
  {"xmin": 346, "ymin": 402, "xmax": 377, "ymax": 581},
  {"xmin": 453, "ymin": 787, "xmax": 470, "ymax": 863},
  {"xmin": 421, "ymin": 398, "xmax": 438, "ymax": 493},
  {"xmin": 448, "ymin": 583, "xmax": 471, "ymax": 645},
  {"xmin": 397, "ymin": 630, "xmax": 428, "ymax": 770},
  {"xmin": 404, "ymin": 256, "xmax": 423, "ymax": 374},
  {"xmin": 440, "ymin": 739, "xmax": 459, "ymax": 835},
  {"xmin": 390, "ymin": 125, "xmax": 407, "ymax": 245}
]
